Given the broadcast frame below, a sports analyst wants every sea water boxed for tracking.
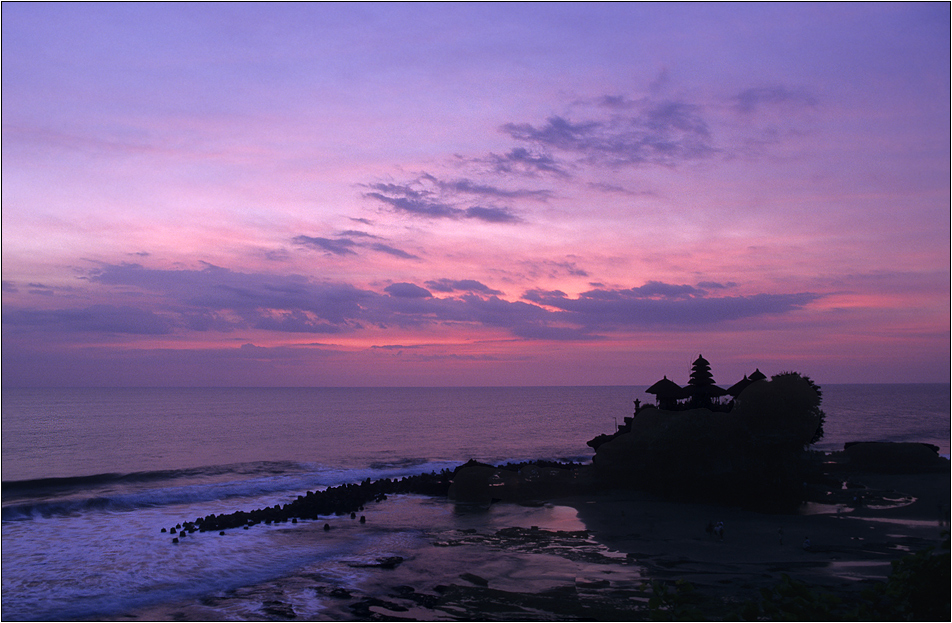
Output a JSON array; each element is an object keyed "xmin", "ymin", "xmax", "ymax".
[{"xmin": 2, "ymin": 385, "xmax": 948, "ymax": 619}]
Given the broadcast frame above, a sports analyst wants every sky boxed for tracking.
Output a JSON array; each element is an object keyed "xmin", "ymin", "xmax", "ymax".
[{"xmin": 2, "ymin": 3, "xmax": 949, "ymax": 387}]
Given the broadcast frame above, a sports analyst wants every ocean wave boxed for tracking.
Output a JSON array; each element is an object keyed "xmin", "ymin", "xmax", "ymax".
[
  {"xmin": 1, "ymin": 458, "xmax": 464, "ymax": 521},
  {"xmin": 1, "ymin": 460, "xmax": 308, "ymax": 499},
  {"xmin": 368, "ymin": 457, "xmax": 430, "ymax": 470}
]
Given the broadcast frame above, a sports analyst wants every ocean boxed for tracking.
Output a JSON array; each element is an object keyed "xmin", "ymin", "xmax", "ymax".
[{"xmin": 2, "ymin": 384, "xmax": 949, "ymax": 620}]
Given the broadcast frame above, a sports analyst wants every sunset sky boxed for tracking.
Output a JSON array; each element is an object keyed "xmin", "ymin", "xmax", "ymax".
[{"xmin": 2, "ymin": 3, "xmax": 949, "ymax": 387}]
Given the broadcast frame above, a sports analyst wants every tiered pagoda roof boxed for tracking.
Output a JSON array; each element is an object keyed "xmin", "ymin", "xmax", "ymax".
[{"xmin": 684, "ymin": 354, "xmax": 727, "ymax": 399}]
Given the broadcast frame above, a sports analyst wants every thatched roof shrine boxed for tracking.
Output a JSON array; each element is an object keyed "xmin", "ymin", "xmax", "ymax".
[{"xmin": 645, "ymin": 375, "xmax": 682, "ymax": 397}]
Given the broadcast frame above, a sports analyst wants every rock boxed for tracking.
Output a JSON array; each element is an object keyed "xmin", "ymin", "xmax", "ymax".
[
  {"xmin": 447, "ymin": 459, "xmax": 586, "ymax": 505},
  {"xmin": 459, "ymin": 572, "xmax": 489, "ymax": 587},
  {"xmin": 262, "ymin": 600, "xmax": 296, "ymax": 619},
  {"xmin": 844, "ymin": 442, "xmax": 948, "ymax": 473},
  {"xmin": 593, "ymin": 374, "xmax": 825, "ymax": 507},
  {"xmin": 349, "ymin": 597, "xmax": 408, "ymax": 617},
  {"xmin": 448, "ymin": 464, "xmax": 520, "ymax": 505},
  {"xmin": 376, "ymin": 556, "xmax": 404, "ymax": 569}
]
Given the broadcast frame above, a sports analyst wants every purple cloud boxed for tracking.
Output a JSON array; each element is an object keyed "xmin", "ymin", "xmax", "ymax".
[
  {"xmin": 3, "ymin": 304, "xmax": 172, "ymax": 335},
  {"xmin": 292, "ymin": 235, "xmax": 357, "ymax": 256},
  {"xmin": 384, "ymin": 283, "xmax": 432, "ymax": 298},
  {"xmin": 463, "ymin": 206, "xmax": 520, "ymax": 223},
  {"xmin": 254, "ymin": 311, "xmax": 341, "ymax": 334},
  {"xmin": 365, "ymin": 190, "xmax": 462, "ymax": 219},
  {"xmin": 523, "ymin": 284, "xmax": 819, "ymax": 328},
  {"xmin": 5, "ymin": 265, "xmax": 822, "ymax": 347},
  {"xmin": 368, "ymin": 243, "xmax": 420, "ymax": 259},
  {"xmin": 732, "ymin": 86, "xmax": 818, "ymax": 114},
  {"xmin": 293, "ymin": 233, "xmax": 419, "ymax": 260},
  {"xmin": 337, "ymin": 229, "xmax": 381, "ymax": 239},
  {"xmin": 88, "ymin": 262, "xmax": 371, "ymax": 328},
  {"xmin": 432, "ymin": 175, "xmax": 552, "ymax": 201},
  {"xmin": 538, "ymin": 260, "xmax": 589, "ymax": 278},
  {"xmin": 364, "ymin": 179, "xmax": 521, "ymax": 223},
  {"xmin": 500, "ymin": 99, "xmax": 717, "ymax": 166},
  {"xmin": 697, "ymin": 280, "xmax": 738, "ymax": 290},
  {"xmin": 627, "ymin": 281, "xmax": 702, "ymax": 299},
  {"xmin": 424, "ymin": 278, "xmax": 503, "ymax": 296},
  {"xmin": 478, "ymin": 147, "xmax": 569, "ymax": 177}
]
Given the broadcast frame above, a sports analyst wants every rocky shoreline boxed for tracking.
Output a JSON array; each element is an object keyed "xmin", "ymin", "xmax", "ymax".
[{"xmin": 130, "ymin": 442, "xmax": 950, "ymax": 621}]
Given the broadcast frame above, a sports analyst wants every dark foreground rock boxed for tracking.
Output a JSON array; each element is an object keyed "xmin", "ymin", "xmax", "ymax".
[
  {"xmin": 169, "ymin": 460, "xmax": 585, "ymax": 536},
  {"xmin": 170, "ymin": 470, "xmax": 454, "ymax": 535},
  {"xmin": 447, "ymin": 459, "xmax": 592, "ymax": 505},
  {"xmin": 842, "ymin": 441, "xmax": 948, "ymax": 473}
]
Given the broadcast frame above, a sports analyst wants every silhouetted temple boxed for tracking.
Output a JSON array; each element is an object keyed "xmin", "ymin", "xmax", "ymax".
[
  {"xmin": 590, "ymin": 356, "xmax": 772, "ymax": 450},
  {"xmin": 725, "ymin": 368, "xmax": 766, "ymax": 398},
  {"xmin": 640, "ymin": 355, "xmax": 767, "ymax": 414},
  {"xmin": 588, "ymin": 357, "xmax": 777, "ymax": 450}
]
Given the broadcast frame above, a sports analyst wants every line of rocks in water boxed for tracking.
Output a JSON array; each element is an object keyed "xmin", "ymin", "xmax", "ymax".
[
  {"xmin": 163, "ymin": 460, "xmax": 583, "ymax": 541},
  {"xmin": 163, "ymin": 470, "xmax": 454, "ymax": 539}
]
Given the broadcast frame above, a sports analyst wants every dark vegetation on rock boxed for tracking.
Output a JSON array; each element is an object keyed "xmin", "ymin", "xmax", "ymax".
[
  {"xmin": 730, "ymin": 536, "xmax": 950, "ymax": 621},
  {"xmin": 641, "ymin": 534, "xmax": 951, "ymax": 623}
]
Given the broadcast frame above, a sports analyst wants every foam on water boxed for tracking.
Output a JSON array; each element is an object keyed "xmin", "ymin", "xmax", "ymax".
[
  {"xmin": 2, "ymin": 477, "xmax": 391, "ymax": 620},
  {"xmin": 0, "ymin": 458, "xmax": 463, "ymax": 620}
]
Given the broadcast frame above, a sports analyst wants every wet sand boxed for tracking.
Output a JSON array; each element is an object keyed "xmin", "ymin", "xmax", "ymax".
[
  {"xmin": 569, "ymin": 472, "xmax": 949, "ymax": 600},
  {"xmin": 115, "ymin": 467, "xmax": 948, "ymax": 621}
]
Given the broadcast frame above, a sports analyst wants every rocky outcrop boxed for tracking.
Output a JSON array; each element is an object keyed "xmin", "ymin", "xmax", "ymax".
[
  {"xmin": 842, "ymin": 442, "xmax": 948, "ymax": 473},
  {"xmin": 448, "ymin": 459, "xmax": 591, "ymax": 505},
  {"xmin": 591, "ymin": 374, "xmax": 825, "ymax": 506},
  {"xmin": 168, "ymin": 460, "xmax": 587, "ymax": 539},
  {"xmin": 170, "ymin": 470, "xmax": 453, "ymax": 536}
]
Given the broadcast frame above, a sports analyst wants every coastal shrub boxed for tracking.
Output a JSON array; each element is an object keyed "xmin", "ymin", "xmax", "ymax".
[
  {"xmin": 873, "ymin": 535, "xmax": 950, "ymax": 621},
  {"xmin": 733, "ymin": 372, "xmax": 824, "ymax": 451},
  {"xmin": 736, "ymin": 538, "xmax": 951, "ymax": 621},
  {"xmin": 645, "ymin": 580, "xmax": 704, "ymax": 621},
  {"xmin": 743, "ymin": 574, "xmax": 848, "ymax": 621}
]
